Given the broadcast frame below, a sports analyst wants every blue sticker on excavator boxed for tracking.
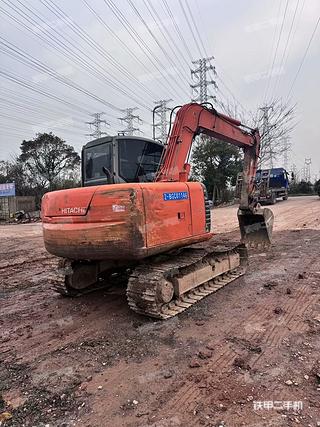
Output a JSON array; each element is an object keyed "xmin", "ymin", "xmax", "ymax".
[{"xmin": 163, "ymin": 191, "xmax": 189, "ymax": 201}]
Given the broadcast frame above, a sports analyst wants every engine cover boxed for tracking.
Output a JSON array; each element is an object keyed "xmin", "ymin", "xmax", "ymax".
[{"xmin": 42, "ymin": 182, "xmax": 211, "ymax": 261}]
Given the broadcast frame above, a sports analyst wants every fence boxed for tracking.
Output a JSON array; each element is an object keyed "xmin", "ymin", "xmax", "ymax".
[{"xmin": 0, "ymin": 196, "xmax": 36, "ymax": 220}]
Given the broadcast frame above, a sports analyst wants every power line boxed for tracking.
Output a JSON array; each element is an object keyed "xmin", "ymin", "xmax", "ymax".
[
  {"xmin": 0, "ymin": 97, "xmax": 70, "ymax": 121},
  {"xmin": 0, "ymin": 112, "xmax": 85, "ymax": 135},
  {"xmin": 81, "ymin": 0, "xmax": 162, "ymax": 101},
  {"xmin": 0, "ymin": 36, "xmax": 126, "ymax": 112},
  {"xmin": 184, "ymin": 0, "xmax": 207, "ymax": 58},
  {"xmin": 126, "ymin": 0, "xmax": 189, "ymax": 97},
  {"xmin": 143, "ymin": 0, "xmax": 191, "ymax": 70},
  {"xmin": 180, "ymin": 0, "xmax": 219, "ymax": 106},
  {"xmin": 286, "ymin": 15, "xmax": 320, "ymax": 99},
  {"xmin": 184, "ymin": 0, "xmax": 250, "ymax": 118},
  {"xmin": 0, "ymin": 85, "xmax": 123, "ymax": 130},
  {"xmin": 103, "ymin": 0, "xmax": 184, "ymax": 99},
  {"xmin": 263, "ymin": 0, "xmax": 290, "ymax": 103},
  {"xmin": 270, "ymin": 0, "xmax": 300, "ymax": 98},
  {"xmin": 0, "ymin": 69, "xmax": 92, "ymax": 115},
  {"xmin": 0, "ymin": 0, "xmax": 151, "ymax": 111},
  {"xmin": 160, "ymin": 0, "xmax": 193, "ymax": 61},
  {"xmin": 0, "ymin": 5, "xmax": 130, "ymax": 113},
  {"xmin": 141, "ymin": 0, "xmax": 189, "ymax": 73},
  {"xmin": 0, "ymin": 88, "xmax": 90, "ymax": 120},
  {"xmin": 280, "ymin": 0, "xmax": 306, "ymax": 71},
  {"xmin": 40, "ymin": 0, "xmax": 156, "ymax": 105},
  {"xmin": 178, "ymin": 0, "xmax": 202, "ymax": 58},
  {"xmin": 0, "ymin": 102, "xmax": 88, "ymax": 131}
]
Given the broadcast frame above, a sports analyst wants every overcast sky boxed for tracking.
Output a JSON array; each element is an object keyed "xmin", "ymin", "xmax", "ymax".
[{"xmin": 0, "ymin": 0, "xmax": 319, "ymax": 179}]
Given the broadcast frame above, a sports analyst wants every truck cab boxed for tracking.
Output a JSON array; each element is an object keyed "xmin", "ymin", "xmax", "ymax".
[{"xmin": 82, "ymin": 135, "xmax": 164, "ymax": 187}]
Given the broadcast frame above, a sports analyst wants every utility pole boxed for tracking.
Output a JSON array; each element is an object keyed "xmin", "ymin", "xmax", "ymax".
[
  {"xmin": 153, "ymin": 99, "xmax": 172, "ymax": 144},
  {"xmin": 259, "ymin": 105, "xmax": 273, "ymax": 168},
  {"xmin": 86, "ymin": 112, "xmax": 109, "ymax": 139},
  {"xmin": 304, "ymin": 158, "xmax": 312, "ymax": 182},
  {"xmin": 190, "ymin": 56, "xmax": 217, "ymax": 103},
  {"xmin": 118, "ymin": 108, "xmax": 142, "ymax": 136}
]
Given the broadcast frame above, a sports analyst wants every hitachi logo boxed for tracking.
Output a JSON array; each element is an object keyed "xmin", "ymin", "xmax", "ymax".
[{"xmin": 61, "ymin": 207, "xmax": 86, "ymax": 215}]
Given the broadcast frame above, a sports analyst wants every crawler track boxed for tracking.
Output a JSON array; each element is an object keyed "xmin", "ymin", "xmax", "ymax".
[
  {"xmin": 52, "ymin": 259, "xmax": 128, "ymax": 297},
  {"xmin": 52, "ymin": 242, "xmax": 247, "ymax": 320},
  {"xmin": 127, "ymin": 242, "xmax": 247, "ymax": 319}
]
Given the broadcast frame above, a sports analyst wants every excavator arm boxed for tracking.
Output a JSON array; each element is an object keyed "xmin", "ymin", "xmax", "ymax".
[{"xmin": 156, "ymin": 103, "xmax": 273, "ymax": 246}]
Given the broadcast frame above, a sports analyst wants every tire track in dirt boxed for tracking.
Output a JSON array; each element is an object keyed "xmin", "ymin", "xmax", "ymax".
[
  {"xmin": 248, "ymin": 248, "xmax": 318, "ymax": 347},
  {"xmin": 270, "ymin": 281, "xmax": 318, "ymax": 349},
  {"xmin": 268, "ymin": 286, "xmax": 311, "ymax": 345},
  {"xmin": 115, "ymin": 232, "xmax": 319, "ymax": 424},
  {"xmin": 249, "ymin": 283, "xmax": 308, "ymax": 344},
  {"xmin": 250, "ymin": 284, "xmax": 311, "ymax": 368},
  {"xmin": 250, "ymin": 250, "xmax": 319, "ymax": 368},
  {"xmin": 0, "ymin": 256, "xmax": 55, "ymax": 271},
  {"xmin": 159, "ymin": 246, "xmax": 318, "ymax": 420},
  {"xmin": 163, "ymin": 292, "xmax": 276, "ymax": 414},
  {"xmin": 170, "ymin": 275, "xmax": 291, "ymax": 403}
]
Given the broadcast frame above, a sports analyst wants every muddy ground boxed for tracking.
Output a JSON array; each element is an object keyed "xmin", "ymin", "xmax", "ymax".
[{"xmin": 0, "ymin": 195, "xmax": 319, "ymax": 427}]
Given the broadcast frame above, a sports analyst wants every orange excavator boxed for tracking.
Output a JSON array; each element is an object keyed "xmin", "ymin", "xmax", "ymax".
[{"xmin": 42, "ymin": 103, "xmax": 274, "ymax": 319}]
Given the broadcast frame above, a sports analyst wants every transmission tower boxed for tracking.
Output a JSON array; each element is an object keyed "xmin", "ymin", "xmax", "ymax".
[
  {"xmin": 259, "ymin": 105, "xmax": 273, "ymax": 168},
  {"xmin": 86, "ymin": 112, "xmax": 109, "ymax": 138},
  {"xmin": 190, "ymin": 56, "xmax": 217, "ymax": 103},
  {"xmin": 304, "ymin": 158, "xmax": 312, "ymax": 182},
  {"xmin": 118, "ymin": 108, "xmax": 142, "ymax": 136},
  {"xmin": 282, "ymin": 137, "xmax": 291, "ymax": 169},
  {"xmin": 153, "ymin": 99, "xmax": 172, "ymax": 144},
  {"xmin": 290, "ymin": 163, "xmax": 298, "ymax": 182}
]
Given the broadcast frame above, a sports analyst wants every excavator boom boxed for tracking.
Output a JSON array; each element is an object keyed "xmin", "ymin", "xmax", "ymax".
[{"xmin": 156, "ymin": 103, "xmax": 273, "ymax": 247}]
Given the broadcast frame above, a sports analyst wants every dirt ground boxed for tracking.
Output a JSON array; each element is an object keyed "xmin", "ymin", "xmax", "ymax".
[{"xmin": 0, "ymin": 195, "xmax": 319, "ymax": 427}]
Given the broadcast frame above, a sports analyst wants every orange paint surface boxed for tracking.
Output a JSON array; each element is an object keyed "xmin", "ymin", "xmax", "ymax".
[{"xmin": 42, "ymin": 182, "xmax": 211, "ymax": 261}]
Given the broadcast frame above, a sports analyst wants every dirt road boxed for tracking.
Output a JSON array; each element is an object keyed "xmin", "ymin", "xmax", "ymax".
[{"xmin": 1, "ymin": 196, "xmax": 319, "ymax": 427}]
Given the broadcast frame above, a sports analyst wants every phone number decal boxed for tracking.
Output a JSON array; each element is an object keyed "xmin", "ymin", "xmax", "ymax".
[{"xmin": 163, "ymin": 191, "xmax": 189, "ymax": 201}]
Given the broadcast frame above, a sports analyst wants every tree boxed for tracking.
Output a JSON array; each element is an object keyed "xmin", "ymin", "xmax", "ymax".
[
  {"xmin": 257, "ymin": 100, "xmax": 296, "ymax": 168},
  {"xmin": 0, "ymin": 161, "xmax": 10, "ymax": 183},
  {"xmin": 0, "ymin": 158, "xmax": 29, "ymax": 195},
  {"xmin": 19, "ymin": 132, "xmax": 80, "ymax": 192},
  {"xmin": 289, "ymin": 180, "xmax": 313, "ymax": 195},
  {"xmin": 191, "ymin": 137, "xmax": 242, "ymax": 203},
  {"xmin": 314, "ymin": 179, "xmax": 320, "ymax": 196},
  {"xmin": 216, "ymin": 98, "xmax": 296, "ymax": 169}
]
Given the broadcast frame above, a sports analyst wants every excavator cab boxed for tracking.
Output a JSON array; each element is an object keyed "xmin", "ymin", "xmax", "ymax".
[{"xmin": 82, "ymin": 135, "xmax": 164, "ymax": 187}]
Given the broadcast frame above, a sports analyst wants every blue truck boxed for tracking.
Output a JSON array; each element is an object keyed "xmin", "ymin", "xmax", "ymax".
[{"xmin": 254, "ymin": 168, "xmax": 289, "ymax": 205}]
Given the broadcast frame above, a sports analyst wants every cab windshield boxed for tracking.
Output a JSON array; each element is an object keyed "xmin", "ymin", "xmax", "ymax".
[{"xmin": 118, "ymin": 139, "xmax": 163, "ymax": 182}]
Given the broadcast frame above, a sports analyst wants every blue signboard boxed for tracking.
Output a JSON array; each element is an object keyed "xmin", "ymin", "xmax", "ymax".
[
  {"xmin": 163, "ymin": 191, "xmax": 188, "ymax": 201},
  {"xmin": 0, "ymin": 183, "xmax": 15, "ymax": 197}
]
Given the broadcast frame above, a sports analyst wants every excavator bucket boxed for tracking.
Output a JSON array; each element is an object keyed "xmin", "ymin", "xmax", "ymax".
[{"xmin": 237, "ymin": 207, "xmax": 274, "ymax": 248}]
